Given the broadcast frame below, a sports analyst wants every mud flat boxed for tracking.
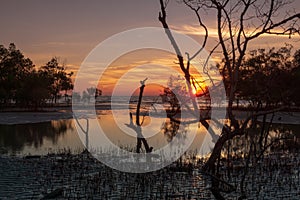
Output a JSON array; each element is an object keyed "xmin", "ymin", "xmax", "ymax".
[
  {"xmin": 0, "ymin": 111, "xmax": 73, "ymax": 125},
  {"xmin": 0, "ymin": 152, "xmax": 300, "ymax": 199},
  {"xmin": 0, "ymin": 153, "xmax": 212, "ymax": 199}
]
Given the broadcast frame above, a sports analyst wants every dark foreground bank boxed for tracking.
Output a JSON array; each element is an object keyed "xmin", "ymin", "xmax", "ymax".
[{"xmin": 0, "ymin": 151, "xmax": 299, "ymax": 199}]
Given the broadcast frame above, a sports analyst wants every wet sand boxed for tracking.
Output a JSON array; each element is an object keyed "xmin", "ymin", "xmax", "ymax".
[
  {"xmin": 1, "ymin": 109, "xmax": 299, "ymax": 125},
  {"xmin": 0, "ymin": 152, "xmax": 299, "ymax": 199},
  {"xmin": 0, "ymin": 111, "xmax": 73, "ymax": 125}
]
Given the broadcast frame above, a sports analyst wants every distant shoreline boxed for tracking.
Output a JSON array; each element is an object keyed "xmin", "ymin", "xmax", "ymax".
[
  {"xmin": 0, "ymin": 105, "xmax": 299, "ymax": 125},
  {"xmin": 0, "ymin": 111, "xmax": 74, "ymax": 125}
]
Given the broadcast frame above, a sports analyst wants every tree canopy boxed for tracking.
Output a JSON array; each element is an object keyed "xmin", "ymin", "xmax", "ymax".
[
  {"xmin": 236, "ymin": 44, "xmax": 300, "ymax": 107},
  {"xmin": 0, "ymin": 43, "xmax": 74, "ymax": 109},
  {"xmin": 157, "ymin": 0, "xmax": 300, "ymax": 198}
]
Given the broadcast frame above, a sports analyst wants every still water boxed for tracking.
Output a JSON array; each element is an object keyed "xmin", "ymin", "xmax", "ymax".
[
  {"xmin": 0, "ymin": 110, "xmax": 214, "ymax": 156},
  {"xmin": 1, "ymin": 108, "xmax": 299, "ymax": 156},
  {"xmin": 0, "ymin": 119, "xmax": 83, "ymax": 155}
]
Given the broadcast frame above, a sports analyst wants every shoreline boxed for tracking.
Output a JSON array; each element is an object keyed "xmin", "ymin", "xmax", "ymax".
[
  {"xmin": 0, "ymin": 151, "xmax": 299, "ymax": 199},
  {"xmin": 0, "ymin": 108, "xmax": 299, "ymax": 125},
  {"xmin": 0, "ymin": 111, "xmax": 74, "ymax": 125}
]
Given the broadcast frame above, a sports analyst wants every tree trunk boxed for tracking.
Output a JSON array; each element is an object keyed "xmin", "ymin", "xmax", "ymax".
[
  {"xmin": 136, "ymin": 84, "xmax": 145, "ymax": 126},
  {"xmin": 202, "ymin": 134, "xmax": 227, "ymax": 172}
]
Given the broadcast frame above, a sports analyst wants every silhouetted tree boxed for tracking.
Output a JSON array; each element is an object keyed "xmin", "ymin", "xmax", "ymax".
[
  {"xmin": 160, "ymin": 75, "xmax": 187, "ymax": 116},
  {"xmin": 0, "ymin": 43, "xmax": 34, "ymax": 105},
  {"xmin": 81, "ymin": 90, "xmax": 90, "ymax": 103},
  {"xmin": 158, "ymin": 0, "xmax": 300, "ymax": 198},
  {"xmin": 72, "ymin": 92, "xmax": 81, "ymax": 103},
  {"xmin": 237, "ymin": 45, "xmax": 295, "ymax": 108},
  {"xmin": 125, "ymin": 78, "xmax": 153, "ymax": 153},
  {"xmin": 95, "ymin": 88, "xmax": 102, "ymax": 99},
  {"xmin": 291, "ymin": 49, "xmax": 300, "ymax": 105},
  {"xmin": 40, "ymin": 57, "xmax": 73, "ymax": 104},
  {"xmin": 16, "ymin": 70, "xmax": 51, "ymax": 109},
  {"xmin": 0, "ymin": 44, "xmax": 74, "ymax": 109},
  {"xmin": 81, "ymin": 87, "xmax": 102, "ymax": 103}
]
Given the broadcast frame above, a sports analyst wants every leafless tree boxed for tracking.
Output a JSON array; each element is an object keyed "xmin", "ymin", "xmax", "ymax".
[
  {"xmin": 125, "ymin": 78, "xmax": 153, "ymax": 153},
  {"xmin": 158, "ymin": 0, "xmax": 299, "ymax": 198}
]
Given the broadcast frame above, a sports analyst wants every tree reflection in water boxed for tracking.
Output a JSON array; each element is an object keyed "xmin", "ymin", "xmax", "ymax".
[
  {"xmin": 0, "ymin": 120, "xmax": 74, "ymax": 154},
  {"xmin": 161, "ymin": 118, "xmax": 188, "ymax": 143},
  {"xmin": 225, "ymin": 120, "xmax": 300, "ymax": 161}
]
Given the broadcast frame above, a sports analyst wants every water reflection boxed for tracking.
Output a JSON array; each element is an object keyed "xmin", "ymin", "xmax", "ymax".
[
  {"xmin": 268, "ymin": 123, "xmax": 300, "ymax": 152},
  {"xmin": 161, "ymin": 118, "xmax": 188, "ymax": 143},
  {"xmin": 228, "ymin": 121, "xmax": 300, "ymax": 159},
  {"xmin": 0, "ymin": 120, "xmax": 81, "ymax": 155},
  {"xmin": 1, "ymin": 112, "xmax": 298, "ymax": 157}
]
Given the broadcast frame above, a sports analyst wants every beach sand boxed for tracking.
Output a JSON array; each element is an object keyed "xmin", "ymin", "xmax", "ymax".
[
  {"xmin": 0, "ymin": 111, "xmax": 73, "ymax": 125},
  {"xmin": 0, "ymin": 110, "xmax": 299, "ymax": 125}
]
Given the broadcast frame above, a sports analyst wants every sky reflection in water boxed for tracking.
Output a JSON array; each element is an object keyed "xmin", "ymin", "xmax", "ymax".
[{"xmin": 0, "ymin": 110, "xmax": 213, "ymax": 156}]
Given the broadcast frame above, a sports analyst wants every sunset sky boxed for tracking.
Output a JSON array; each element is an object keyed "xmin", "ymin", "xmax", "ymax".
[{"xmin": 1, "ymin": 0, "xmax": 299, "ymax": 95}]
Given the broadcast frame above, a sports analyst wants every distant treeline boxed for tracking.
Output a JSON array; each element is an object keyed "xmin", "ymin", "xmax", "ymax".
[
  {"xmin": 233, "ymin": 44, "xmax": 300, "ymax": 108},
  {"xmin": 0, "ymin": 43, "xmax": 299, "ymax": 110},
  {"xmin": 0, "ymin": 43, "xmax": 74, "ymax": 109}
]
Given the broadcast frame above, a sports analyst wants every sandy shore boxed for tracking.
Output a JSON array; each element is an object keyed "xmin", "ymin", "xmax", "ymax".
[
  {"xmin": 0, "ymin": 109, "xmax": 299, "ymax": 125},
  {"xmin": 0, "ymin": 111, "xmax": 73, "ymax": 125}
]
